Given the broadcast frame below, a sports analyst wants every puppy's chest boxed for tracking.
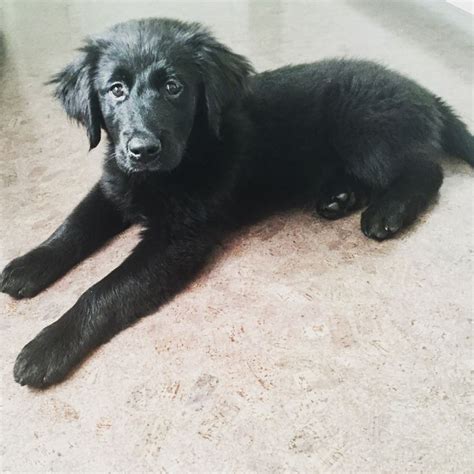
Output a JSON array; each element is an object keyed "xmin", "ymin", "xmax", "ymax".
[
  {"xmin": 101, "ymin": 173, "xmax": 159, "ymax": 222},
  {"xmin": 101, "ymin": 172, "xmax": 192, "ymax": 224}
]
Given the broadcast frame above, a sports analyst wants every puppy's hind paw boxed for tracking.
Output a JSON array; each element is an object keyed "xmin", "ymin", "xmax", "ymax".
[
  {"xmin": 361, "ymin": 201, "xmax": 406, "ymax": 240},
  {"xmin": 317, "ymin": 190, "xmax": 358, "ymax": 220}
]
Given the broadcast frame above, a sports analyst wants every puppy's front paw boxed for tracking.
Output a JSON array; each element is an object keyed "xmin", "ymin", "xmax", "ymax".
[
  {"xmin": 0, "ymin": 247, "xmax": 59, "ymax": 299},
  {"xmin": 14, "ymin": 318, "xmax": 80, "ymax": 388}
]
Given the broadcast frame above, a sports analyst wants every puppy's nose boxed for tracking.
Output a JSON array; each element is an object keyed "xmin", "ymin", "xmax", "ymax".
[{"xmin": 128, "ymin": 137, "xmax": 161, "ymax": 162}]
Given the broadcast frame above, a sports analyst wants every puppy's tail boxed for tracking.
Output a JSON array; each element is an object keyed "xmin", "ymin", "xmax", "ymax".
[{"xmin": 436, "ymin": 98, "xmax": 474, "ymax": 166}]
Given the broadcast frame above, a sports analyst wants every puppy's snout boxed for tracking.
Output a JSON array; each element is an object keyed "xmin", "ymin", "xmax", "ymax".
[{"xmin": 128, "ymin": 136, "xmax": 161, "ymax": 162}]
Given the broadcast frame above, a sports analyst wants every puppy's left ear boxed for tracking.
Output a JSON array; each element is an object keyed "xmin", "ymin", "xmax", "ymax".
[
  {"xmin": 195, "ymin": 36, "xmax": 254, "ymax": 137},
  {"xmin": 49, "ymin": 48, "xmax": 102, "ymax": 149}
]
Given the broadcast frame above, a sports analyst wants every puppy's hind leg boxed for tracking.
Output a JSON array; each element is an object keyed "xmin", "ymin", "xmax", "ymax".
[{"xmin": 360, "ymin": 156, "xmax": 443, "ymax": 240}]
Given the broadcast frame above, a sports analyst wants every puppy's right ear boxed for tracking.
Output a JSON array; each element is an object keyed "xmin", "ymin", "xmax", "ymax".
[{"xmin": 49, "ymin": 49, "xmax": 101, "ymax": 149}]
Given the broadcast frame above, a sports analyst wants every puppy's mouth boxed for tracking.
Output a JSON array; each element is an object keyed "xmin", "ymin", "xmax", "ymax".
[
  {"xmin": 128, "ymin": 158, "xmax": 162, "ymax": 173},
  {"xmin": 113, "ymin": 150, "xmax": 162, "ymax": 174}
]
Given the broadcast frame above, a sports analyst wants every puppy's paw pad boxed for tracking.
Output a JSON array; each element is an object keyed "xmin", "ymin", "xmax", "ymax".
[{"xmin": 317, "ymin": 191, "xmax": 357, "ymax": 220}]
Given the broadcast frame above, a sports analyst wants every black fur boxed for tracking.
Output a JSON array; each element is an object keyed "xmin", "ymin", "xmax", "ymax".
[{"xmin": 1, "ymin": 18, "xmax": 472, "ymax": 388}]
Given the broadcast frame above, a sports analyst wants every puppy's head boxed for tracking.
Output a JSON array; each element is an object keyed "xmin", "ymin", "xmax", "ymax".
[{"xmin": 50, "ymin": 18, "xmax": 254, "ymax": 173}]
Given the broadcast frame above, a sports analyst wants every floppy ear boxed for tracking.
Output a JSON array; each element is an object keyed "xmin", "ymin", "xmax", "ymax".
[
  {"xmin": 49, "ymin": 50, "xmax": 102, "ymax": 149},
  {"xmin": 195, "ymin": 37, "xmax": 254, "ymax": 137}
]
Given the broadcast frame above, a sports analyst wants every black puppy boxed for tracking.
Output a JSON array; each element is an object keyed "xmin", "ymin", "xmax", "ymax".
[{"xmin": 1, "ymin": 18, "xmax": 472, "ymax": 388}]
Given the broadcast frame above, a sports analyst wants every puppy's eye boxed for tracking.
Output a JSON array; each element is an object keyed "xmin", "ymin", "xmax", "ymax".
[
  {"xmin": 110, "ymin": 83, "xmax": 125, "ymax": 98},
  {"xmin": 165, "ymin": 80, "xmax": 183, "ymax": 96}
]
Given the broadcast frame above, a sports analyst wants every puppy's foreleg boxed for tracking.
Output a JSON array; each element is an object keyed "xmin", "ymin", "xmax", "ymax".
[
  {"xmin": 13, "ymin": 227, "xmax": 216, "ymax": 387},
  {"xmin": 0, "ymin": 183, "xmax": 127, "ymax": 298}
]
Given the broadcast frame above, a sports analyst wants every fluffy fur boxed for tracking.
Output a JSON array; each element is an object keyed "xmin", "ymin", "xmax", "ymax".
[{"xmin": 1, "ymin": 18, "xmax": 472, "ymax": 387}]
